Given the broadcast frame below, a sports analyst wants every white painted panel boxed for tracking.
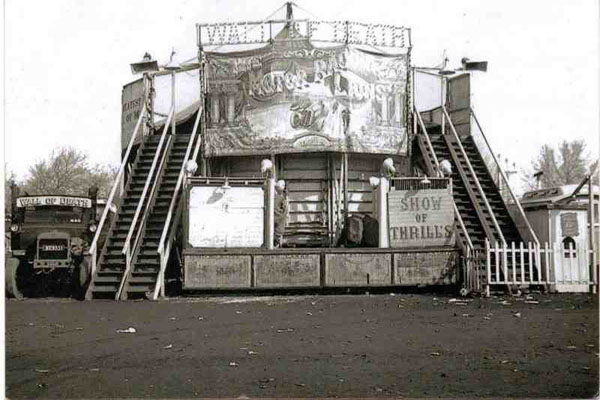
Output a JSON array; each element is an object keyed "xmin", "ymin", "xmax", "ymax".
[{"xmin": 188, "ymin": 186, "xmax": 264, "ymax": 248}]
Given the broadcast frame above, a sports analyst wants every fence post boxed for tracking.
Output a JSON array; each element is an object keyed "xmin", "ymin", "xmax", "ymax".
[
  {"xmin": 528, "ymin": 242, "xmax": 534, "ymax": 284},
  {"xmin": 485, "ymin": 239, "xmax": 491, "ymax": 297},
  {"xmin": 494, "ymin": 241, "xmax": 500, "ymax": 284},
  {"xmin": 519, "ymin": 242, "xmax": 525, "ymax": 283},
  {"xmin": 511, "ymin": 242, "xmax": 516, "ymax": 283}
]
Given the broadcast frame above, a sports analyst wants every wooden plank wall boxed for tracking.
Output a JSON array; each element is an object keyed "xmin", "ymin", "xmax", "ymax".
[{"xmin": 278, "ymin": 154, "xmax": 329, "ymax": 246}]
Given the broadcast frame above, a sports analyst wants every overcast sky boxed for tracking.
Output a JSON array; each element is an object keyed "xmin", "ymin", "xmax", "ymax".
[{"xmin": 4, "ymin": 0, "xmax": 599, "ymax": 193}]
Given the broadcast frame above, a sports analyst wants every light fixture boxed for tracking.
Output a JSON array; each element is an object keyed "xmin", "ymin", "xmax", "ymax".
[
  {"xmin": 261, "ymin": 159, "xmax": 274, "ymax": 177},
  {"xmin": 130, "ymin": 52, "xmax": 159, "ymax": 74},
  {"xmin": 164, "ymin": 49, "xmax": 180, "ymax": 71},
  {"xmin": 221, "ymin": 177, "xmax": 231, "ymax": 190},
  {"xmin": 185, "ymin": 160, "xmax": 198, "ymax": 175},
  {"xmin": 420, "ymin": 176, "xmax": 431, "ymax": 185}
]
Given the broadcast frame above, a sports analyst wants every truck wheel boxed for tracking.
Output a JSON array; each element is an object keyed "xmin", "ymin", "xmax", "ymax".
[
  {"xmin": 5, "ymin": 257, "xmax": 23, "ymax": 300},
  {"xmin": 73, "ymin": 257, "xmax": 91, "ymax": 300}
]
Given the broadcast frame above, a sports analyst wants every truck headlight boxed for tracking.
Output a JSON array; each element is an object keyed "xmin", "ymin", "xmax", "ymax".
[
  {"xmin": 10, "ymin": 224, "xmax": 20, "ymax": 233},
  {"xmin": 89, "ymin": 223, "xmax": 97, "ymax": 233}
]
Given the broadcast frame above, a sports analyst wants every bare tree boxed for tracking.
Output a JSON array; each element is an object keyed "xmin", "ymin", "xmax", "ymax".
[
  {"xmin": 523, "ymin": 139, "xmax": 593, "ymax": 190},
  {"xmin": 21, "ymin": 147, "xmax": 117, "ymax": 198}
]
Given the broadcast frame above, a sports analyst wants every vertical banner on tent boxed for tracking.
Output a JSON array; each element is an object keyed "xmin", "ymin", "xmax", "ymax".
[
  {"xmin": 204, "ymin": 44, "xmax": 408, "ymax": 156},
  {"xmin": 121, "ymin": 78, "xmax": 144, "ymax": 151}
]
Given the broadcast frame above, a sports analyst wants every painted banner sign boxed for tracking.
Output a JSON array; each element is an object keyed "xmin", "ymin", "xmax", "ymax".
[
  {"xmin": 387, "ymin": 188, "xmax": 455, "ymax": 248},
  {"xmin": 121, "ymin": 78, "xmax": 144, "ymax": 151},
  {"xmin": 16, "ymin": 196, "xmax": 92, "ymax": 208},
  {"xmin": 204, "ymin": 35, "xmax": 408, "ymax": 157},
  {"xmin": 187, "ymin": 185, "xmax": 264, "ymax": 248}
]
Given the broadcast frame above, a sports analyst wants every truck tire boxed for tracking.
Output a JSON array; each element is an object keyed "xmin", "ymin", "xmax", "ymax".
[
  {"xmin": 73, "ymin": 256, "xmax": 91, "ymax": 299},
  {"xmin": 5, "ymin": 257, "xmax": 23, "ymax": 300}
]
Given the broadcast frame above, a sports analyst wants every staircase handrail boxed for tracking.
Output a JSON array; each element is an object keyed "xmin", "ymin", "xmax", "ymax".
[
  {"xmin": 121, "ymin": 108, "xmax": 173, "ymax": 288},
  {"xmin": 470, "ymin": 107, "xmax": 540, "ymax": 247},
  {"xmin": 442, "ymin": 106, "xmax": 507, "ymax": 247},
  {"xmin": 414, "ymin": 108, "xmax": 475, "ymax": 253},
  {"xmin": 153, "ymin": 106, "xmax": 202, "ymax": 300},
  {"xmin": 116, "ymin": 133, "xmax": 173, "ymax": 300},
  {"xmin": 87, "ymin": 105, "xmax": 146, "ymax": 276}
]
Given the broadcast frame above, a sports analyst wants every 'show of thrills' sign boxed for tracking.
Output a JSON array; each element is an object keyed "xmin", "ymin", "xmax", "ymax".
[{"xmin": 388, "ymin": 188, "xmax": 455, "ymax": 248}]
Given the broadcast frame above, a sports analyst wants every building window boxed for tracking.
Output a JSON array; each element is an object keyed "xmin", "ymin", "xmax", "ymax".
[{"xmin": 562, "ymin": 237, "xmax": 576, "ymax": 258}]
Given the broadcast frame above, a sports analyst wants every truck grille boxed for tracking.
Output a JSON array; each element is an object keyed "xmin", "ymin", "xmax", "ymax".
[{"xmin": 38, "ymin": 238, "xmax": 69, "ymax": 260}]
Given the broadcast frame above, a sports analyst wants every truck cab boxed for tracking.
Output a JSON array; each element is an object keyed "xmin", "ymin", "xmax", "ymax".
[{"xmin": 6, "ymin": 186, "xmax": 113, "ymax": 299}]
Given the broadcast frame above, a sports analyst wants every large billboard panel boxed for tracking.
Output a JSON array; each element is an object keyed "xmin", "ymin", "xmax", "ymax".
[{"xmin": 205, "ymin": 43, "xmax": 408, "ymax": 157}]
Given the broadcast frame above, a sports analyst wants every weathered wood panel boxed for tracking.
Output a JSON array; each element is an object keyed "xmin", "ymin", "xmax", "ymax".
[
  {"xmin": 324, "ymin": 253, "xmax": 392, "ymax": 286},
  {"xmin": 288, "ymin": 191, "xmax": 324, "ymax": 202},
  {"xmin": 393, "ymin": 251, "xmax": 457, "ymax": 285},
  {"xmin": 183, "ymin": 255, "xmax": 252, "ymax": 289},
  {"xmin": 254, "ymin": 254, "xmax": 320, "ymax": 287},
  {"xmin": 283, "ymin": 170, "xmax": 328, "ymax": 180}
]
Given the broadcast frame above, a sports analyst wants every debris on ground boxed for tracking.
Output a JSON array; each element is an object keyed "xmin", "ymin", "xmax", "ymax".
[
  {"xmin": 163, "ymin": 344, "xmax": 173, "ymax": 350},
  {"xmin": 236, "ymin": 311, "xmax": 243, "ymax": 315},
  {"xmin": 116, "ymin": 327, "xmax": 136, "ymax": 333},
  {"xmin": 430, "ymin": 352, "xmax": 441, "ymax": 356},
  {"xmin": 248, "ymin": 350, "xmax": 258, "ymax": 355},
  {"xmin": 197, "ymin": 317, "xmax": 204, "ymax": 320},
  {"xmin": 229, "ymin": 362, "xmax": 238, "ymax": 367},
  {"xmin": 525, "ymin": 300, "xmax": 539, "ymax": 304},
  {"xmin": 513, "ymin": 312, "xmax": 521, "ymax": 318},
  {"xmin": 89, "ymin": 368, "xmax": 100, "ymax": 372},
  {"xmin": 276, "ymin": 328, "xmax": 294, "ymax": 333},
  {"xmin": 35, "ymin": 369, "xmax": 49, "ymax": 373}
]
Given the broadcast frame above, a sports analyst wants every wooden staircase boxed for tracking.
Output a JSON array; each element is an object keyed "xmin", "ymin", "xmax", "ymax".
[
  {"xmin": 119, "ymin": 134, "xmax": 192, "ymax": 299},
  {"xmin": 86, "ymin": 136, "xmax": 164, "ymax": 299},
  {"xmin": 417, "ymin": 126, "xmax": 534, "ymax": 282}
]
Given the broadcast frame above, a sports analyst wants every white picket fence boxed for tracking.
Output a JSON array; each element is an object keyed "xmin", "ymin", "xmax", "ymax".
[{"xmin": 473, "ymin": 239, "xmax": 599, "ymax": 295}]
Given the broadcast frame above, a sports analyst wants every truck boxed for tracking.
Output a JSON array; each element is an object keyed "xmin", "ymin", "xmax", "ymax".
[{"xmin": 5, "ymin": 185, "xmax": 113, "ymax": 299}]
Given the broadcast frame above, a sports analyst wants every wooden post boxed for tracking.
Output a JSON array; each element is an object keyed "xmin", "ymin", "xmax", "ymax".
[
  {"xmin": 519, "ymin": 242, "xmax": 525, "ymax": 283},
  {"xmin": 266, "ymin": 177, "xmax": 275, "ymax": 250},
  {"xmin": 343, "ymin": 153, "xmax": 349, "ymax": 218},
  {"xmin": 544, "ymin": 242, "xmax": 550, "ymax": 284},
  {"xmin": 528, "ymin": 242, "xmax": 534, "ymax": 283},
  {"xmin": 171, "ymin": 71, "xmax": 176, "ymax": 135},
  {"xmin": 378, "ymin": 177, "xmax": 389, "ymax": 248},
  {"xmin": 511, "ymin": 242, "xmax": 516, "ymax": 284},
  {"xmin": 494, "ymin": 241, "xmax": 500, "ymax": 284},
  {"xmin": 485, "ymin": 239, "xmax": 491, "ymax": 296}
]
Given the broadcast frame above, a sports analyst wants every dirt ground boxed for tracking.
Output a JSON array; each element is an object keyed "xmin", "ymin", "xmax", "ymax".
[{"xmin": 5, "ymin": 291, "xmax": 600, "ymax": 399}]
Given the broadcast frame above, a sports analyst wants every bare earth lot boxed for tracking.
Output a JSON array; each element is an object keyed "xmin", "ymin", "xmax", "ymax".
[{"xmin": 5, "ymin": 292, "xmax": 599, "ymax": 398}]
